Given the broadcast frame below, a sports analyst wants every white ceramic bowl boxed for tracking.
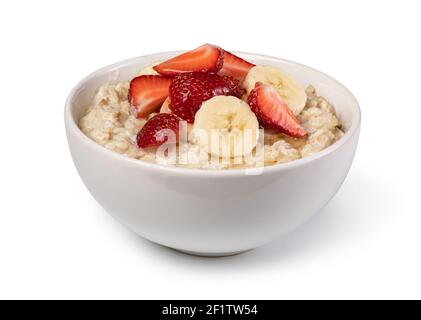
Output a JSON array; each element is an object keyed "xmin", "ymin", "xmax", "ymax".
[{"xmin": 65, "ymin": 52, "xmax": 361, "ymax": 256}]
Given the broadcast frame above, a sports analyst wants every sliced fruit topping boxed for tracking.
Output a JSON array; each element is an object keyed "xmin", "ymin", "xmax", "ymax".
[
  {"xmin": 169, "ymin": 72, "xmax": 245, "ymax": 123},
  {"xmin": 136, "ymin": 113, "xmax": 180, "ymax": 149},
  {"xmin": 244, "ymin": 66, "xmax": 307, "ymax": 115},
  {"xmin": 129, "ymin": 75, "xmax": 172, "ymax": 119},
  {"xmin": 219, "ymin": 51, "xmax": 255, "ymax": 80},
  {"xmin": 160, "ymin": 97, "xmax": 171, "ymax": 114},
  {"xmin": 153, "ymin": 44, "xmax": 224, "ymax": 76},
  {"xmin": 247, "ymin": 83, "xmax": 307, "ymax": 138},
  {"xmin": 192, "ymin": 96, "xmax": 259, "ymax": 158}
]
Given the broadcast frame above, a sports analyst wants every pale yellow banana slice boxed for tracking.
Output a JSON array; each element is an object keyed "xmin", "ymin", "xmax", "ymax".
[
  {"xmin": 160, "ymin": 97, "xmax": 171, "ymax": 113},
  {"xmin": 190, "ymin": 96, "xmax": 259, "ymax": 158},
  {"xmin": 137, "ymin": 61, "xmax": 163, "ymax": 76},
  {"xmin": 244, "ymin": 66, "xmax": 306, "ymax": 115}
]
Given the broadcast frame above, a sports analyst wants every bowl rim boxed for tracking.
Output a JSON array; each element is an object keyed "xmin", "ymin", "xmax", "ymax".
[{"xmin": 65, "ymin": 51, "xmax": 361, "ymax": 177}]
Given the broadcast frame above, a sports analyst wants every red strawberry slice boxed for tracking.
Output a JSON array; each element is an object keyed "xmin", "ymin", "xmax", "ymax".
[
  {"xmin": 247, "ymin": 83, "xmax": 307, "ymax": 138},
  {"xmin": 129, "ymin": 75, "xmax": 172, "ymax": 119},
  {"xmin": 136, "ymin": 113, "xmax": 181, "ymax": 149},
  {"xmin": 219, "ymin": 51, "xmax": 255, "ymax": 80},
  {"xmin": 169, "ymin": 72, "xmax": 245, "ymax": 123},
  {"xmin": 153, "ymin": 44, "xmax": 224, "ymax": 76}
]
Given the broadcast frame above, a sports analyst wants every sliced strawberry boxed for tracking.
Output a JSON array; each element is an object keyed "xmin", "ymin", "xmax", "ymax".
[
  {"xmin": 247, "ymin": 83, "xmax": 307, "ymax": 138},
  {"xmin": 153, "ymin": 44, "xmax": 224, "ymax": 76},
  {"xmin": 219, "ymin": 51, "xmax": 255, "ymax": 80},
  {"xmin": 169, "ymin": 72, "xmax": 245, "ymax": 123},
  {"xmin": 136, "ymin": 113, "xmax": 181, "ymax": 149},
  {"xmin": 129, "ymin": 75, "xmax": 172, "ymax": 119}
]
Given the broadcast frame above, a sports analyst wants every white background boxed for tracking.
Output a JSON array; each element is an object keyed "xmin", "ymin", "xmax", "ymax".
[{"xmin": 0, "ymin": 0, "xmax": 420, "ymax": 300}]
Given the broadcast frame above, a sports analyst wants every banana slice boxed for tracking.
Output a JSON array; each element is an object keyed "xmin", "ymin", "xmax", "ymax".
[
  {"xmin": 244, "ymin": 66, "xmax": 306, "ymax": 115},
  {"xmin": 160, "ymin": 97, "xmax": 171, "ymax": 113},
  {"xmin": 137, "ymin": 61, "xmax": 163, "ymax": 76},
  {"xmin": 191, "ymin": 96, "xmax": 259, "ymax": 158}
]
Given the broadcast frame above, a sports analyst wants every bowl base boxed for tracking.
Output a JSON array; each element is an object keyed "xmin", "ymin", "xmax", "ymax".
[{"xmin": 173, "ymin": 248, "xmax": 253, "ymax": 257}]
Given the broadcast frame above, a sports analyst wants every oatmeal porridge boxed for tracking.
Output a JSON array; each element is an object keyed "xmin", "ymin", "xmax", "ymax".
[{"xmin": 79, "ymin": 44, "xmax": 343, "ymax": 169}]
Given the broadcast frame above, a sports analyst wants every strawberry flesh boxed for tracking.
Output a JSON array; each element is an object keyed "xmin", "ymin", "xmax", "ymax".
[
  {"xmin": 136, "ymin": 113, "xmax": 181, "ymax": 149},
  {"xmin": 247, "ymin": 83, "xmax": 307, "ymax": 138},
  {"xmin": 153, "ymin": 44, "xmax": 224, "ymax": 76},
  {"xmin": 169, "ymin": 72, "xmax": 245, "ymax": 123},
  {"xmin": 219, "ymin": 51, "xmax": 255, "ymax": 80},
  {"xmin": 129, "ymin": 75, "xmax": 172, "ymax": 118}
]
